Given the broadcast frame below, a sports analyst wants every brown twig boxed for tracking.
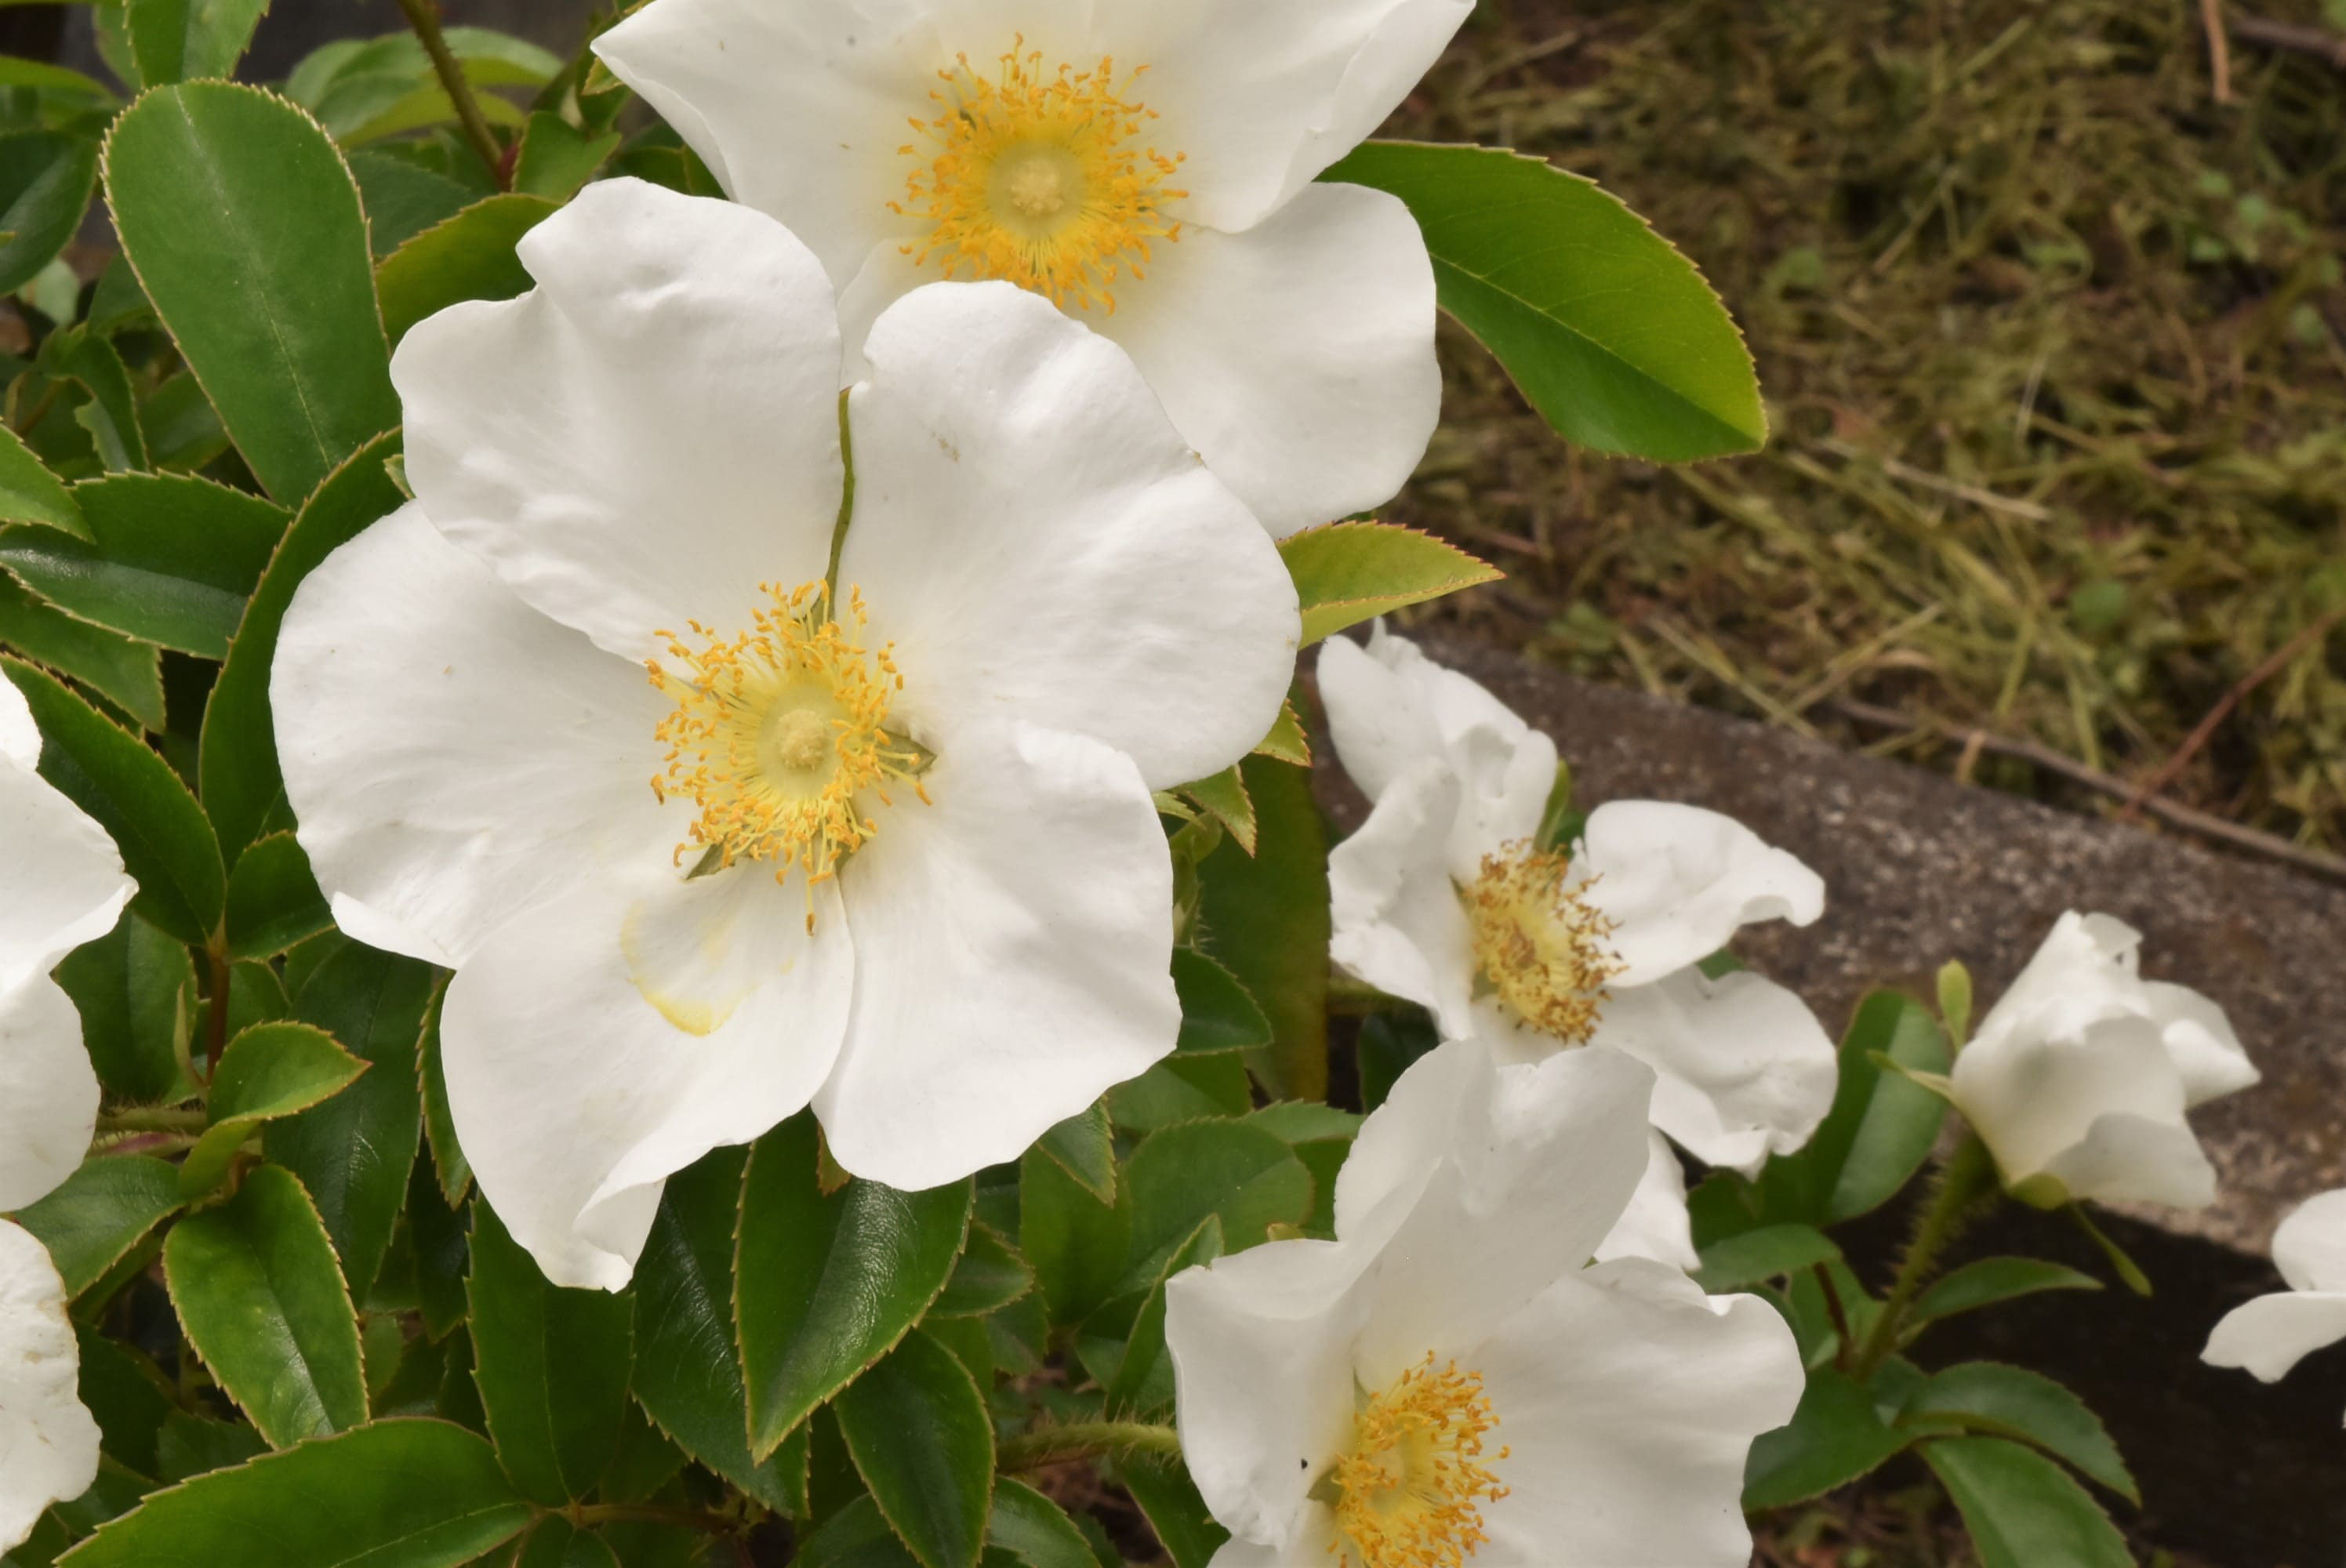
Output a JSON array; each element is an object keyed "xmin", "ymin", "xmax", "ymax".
[
  {"xmin": 394, "ymin": 0, "xmax": 510, "ymax": 191},
  {"xmin": 2202, "ymin": 0, "xmax": 2235, "ymax": 102},
  {"xmin": 2118, "ymin": 604, "xmax": 2346, "ymax": 824},
  {"xmin": 2229, "ymin": 12, "xmax": 2346, "ymax": 69},
  {"xmin": 1828, "ymin": 698, "xmax": 2346, "ymax": 887}
]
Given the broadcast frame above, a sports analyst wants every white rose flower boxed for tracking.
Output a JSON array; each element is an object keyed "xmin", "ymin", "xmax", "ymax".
[
  {"xmin": 2203, "ymin": 1189, "xmax": 2346, "ymax": 1422},
  {"xmin": 1319, "ymin": 626, "xmax": 1837, "ymax": 1178},
  {"xmin": 593, "ymin": 0, "xmax": 1460, "ymax": 535},
  {"xmin": 272, "ymin": 178, "xmax": 1298, "ymax": 1290},
  {"xmin": 1164, "ymin": 1041, "xmax": 1802, "ymax": 1567},
  {"xmin": 2, "ymin": 674, "xmax": 133, "ymax": 1546},
  {"xmin": 1949, "ymin": 912, "xmax": 2257, "ymax": 1210}
]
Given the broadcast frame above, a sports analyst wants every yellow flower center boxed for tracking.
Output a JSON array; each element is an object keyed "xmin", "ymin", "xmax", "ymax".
[
  {"xmin": 646, "ymin": 583, "xmax": 929, "ymax": 903},
  {"xmin": 893, "ymin": 40, "xmax": 1188, "ymax": 314},
  {"xmin": 1464, "ymin": 843, "xmax": 1621, "ymax": 1042},
  {"xmin": 1325, "ymin": 1355, "xmax": 1510, "ymax": 1568}
]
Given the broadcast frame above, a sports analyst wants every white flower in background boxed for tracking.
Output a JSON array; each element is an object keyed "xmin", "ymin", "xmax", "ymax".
[
  {"xmin": 272, "ymin": 178, "xmax": 1298, "ymax": 1291},
  {"xmin": 1319, "ymin": 626, "xmax": 1838, "ymax": 1179},
  {"xmin": 1164, "ymin": 1042, "xmax": 1802, "ymax": 1567},
  {"xmin": 594, "ymin": 0, "xmax": 1461, "ymax": 535},
  {"xmin": 1950, "ymin": 913, "xmax": 2256, "ymax": 1210},
  {"xmin": 2, "ymin": 674, "xmax": 133, "ymax": 1546},
  {"xmin": 2203, "ymin": 1189, "xmax": 2346, "ymax": 1422}
]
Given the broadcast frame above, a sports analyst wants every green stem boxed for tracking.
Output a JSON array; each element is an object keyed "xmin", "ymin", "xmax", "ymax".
[
  {"xmin": 571, "ymin": 1504, "xmax": 735, "ymax": 1535},
  {"xmin": 996, "ymin": 1421, "xmax": 1183, "ymax": 1472},
  {"xmin": 97, "ymin": 1107, "xmax": 206, "ymax": 1134},
  {"xmin": 203, "ymin": 945, "xmax": 231, "ymax": 1083},
  {"xmin": 1851, "ymin": 1134, "xmax": 1999, "ymax": 1377},
  {"xmin": 823, "ymin": 389, "xmax": 856, "ymax": 605},
  {"xmin": 394, "ymin": 0, "xmax": 510, "ymax": 191}
]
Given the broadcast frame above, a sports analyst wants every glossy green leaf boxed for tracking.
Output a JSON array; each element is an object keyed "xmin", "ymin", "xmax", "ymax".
[
  {"xmin": 1121, "ymin": 1120, "xmax": 1312, "ymax": 1290},
  {"xmin": 183, "ymin": 1021, "xmax": 369, "ymax": 1196},
  {"xmin": 1325, "ymin": 140, "xmax": 1765, "ymax": 461},
  {"xmin": 932, "ymin": 1220, "xmax": 1033, "ymax": 1318},
  {"xmin": 1277, "ymin": 521, "xmax": 1502, "ymax": 646},
  {"xmin": 1754, "ymin": 991, "xmax": 1951, "ymax": 1227},
  {"xmin": 127, "ymin": 0, "xmax": 270, "ymax": 86},
  {"xmin": 1912, "ymin": 1258, "xmax": 2104, "ymax": 1329},
  {"xmin": 376, "ymin": 193, "xmax": 559, "ymax": 346},
  {"xmin": 224, "ymin": 830, "xmax": 332, "ymax": 958},
  {"xmin": 285, "ymin": 30, "xmax": 557, "ymax": 145},
  {"xmin": 510, "ymin": 1518, "xmax": 623, "ymax": 1568},
  {"xmin": 630, "ymin": 1146, "xmax": 799, "ymax": 1512},
  {"xmin": 165, "ymin": 1163, "xmax": 369, "ymax": 1446},
  {"xmin": 1693, "ymin": 1223, "xmax": 1842, "ymax": 1294},
  {"xmin": 0, "ymin": 129, "xmax": 100, "ymax": 296},
  {"xmin": 1108, "ymin": 1055, "xmax": 1251, "ymax": 1133},
  {"xmin": 200, "ymin": 429, "xmax": 405, "ymax": 866},
  {"xmin": 53, "ymin": 912, "xmax": 190, "ymax": 1102},
  {"xmin": 1033, "ymin": 1102, "xmax": 1115, "ymax": 1205},
  {"xmin": 1019, "ymin": 1138, "xmax": 1129, "ymax": 1330},
  {"xmin": 833, "ymin": 1330, "xmax": 994, "ymax": 1568},
  {"xmin": 1922, "ymin": 1436, "xmax": 2134, "ymax": 1568},
  {"xmin": 348, "ymin": 147, "xmax": 475, "ymax": 257},
  {"xmin": 1252, "ymin": 699, "xmax": 1309, "ymax": 766},
  {"xmin": 986, "ymin": 1480, "xmax": 1095, "ymax": 1568},
  {"xmin": 1904, "ymin": 1363, "xmax": 2136, "ymax": 1502},
  {"xmin": 416, "ymin": 985, "xmax": 470, "ymax": 1207},
  {"xmin": 47, "ymin": 328, "xmax": 151, "ymax": 472},
  {"xmin": 10, "ymin": 1154, "xmax": 182, "ymax": 1297},
  {"xmin": 0, "ymin": 474, "xmax": 285, "ymax": 657},
  {"xmin": 58, "ymin": 1417, "xmax": 532, "ymax": 1566},
  {"xmin": 511, "ymin": 111, "xmax": 618, "ymax": 201},
  {"xmin": 1117, "ymin": 1457, "xmax": 1228, "ymax": 1568},
  {"xmin": 267, "ymin": 942, "xmax": 433, "ymax": 1292},
  {"xmin": 1178, "ymin": 765, "xmax": 1255, "ymax": 855},
  {"xmin": 0, "ymin": 419, "xmax": 87, "ymax": 538},
  {"xmin": 103, "ymin": 82, "xmax": 398, "ymax": 503},
  {"xmin": 0, "ymin": 56, "xmax": 118, "ymax": 103},
  {"xmin": 796, "ymin": 1495, "xmax": 924, "ymax": 1568},
  {"xmin": 1196, "ymin": 754, "xmax": 1328, "ymax": 1100},
  {"xmin": 468, "ymin": 1201, "xmax": 635, "ymax": 1504},
  {"xmin": 1172, "ymin": 947, "xmax": 1272, "ymax": 1056},
  {"xmin": 74, "ymin": 1325, "xmax": 173, "ymax": 1481},
  {"xmin": 1742, "ymin": 1367, "xmax": 1911, "ymax": 1510},
  {"xmin": 4, "ymin": 655, "xmax": 223, "ymax": 943},
  {"xmin": 0, "ymin": 574, "xmax": 165, "ymax": 730},
  {"xmin": 736, "ymin": 1116, "xmax": 973, "ymax": 1458},
  {"xmin": 1106, "ymin": 1216, "xmax": 1224, "ymax": 1417}
]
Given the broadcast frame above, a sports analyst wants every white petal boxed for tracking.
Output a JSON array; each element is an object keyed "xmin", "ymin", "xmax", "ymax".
[
  {"xmin": 394, "ymin": 179, "xmax": 844, "ymax": 663},
  {"xmin": 1329, "ymin": 1036, "xmax": 1486, "ymax": 1236},
  {"xmin": 274, "ymin": 504, "xmax": 674, "ymax": 970},
  {"xmin": 1469, "ymin": 1258, "xmax": 1803, "ymax": 1568},
  {"xmin": 1595, "ymin": 1131, "xmax": 1700, "ymax": 1272},
  {"xmin": 2039, "ymin": 1112, "xmax": 2218, "ymax": 1211},
  {"xmin": 1952, "ymin": 1013, "xmax": 2205, "ymax": 1206},
  {"xmin": 0, "ymin": 1220, "xmax": 99, "ymax": 1552},
  {"xmin": 591, "ymin": 0, "xmax": 939, "ymax": 286},
  {"xmin": 2274, "ymin": 1189, "xmax": 2346, "ymax": 1296},
  {"xmin": 0, "ymin": 975, "xmax": 99, "ymax": 1213},
  {"xmin": 1095, "ymin": 184, "xmax": 1441, "ymax": 535},
  {"xmin": 0, "ymin": 677, "xmax": 34, "ymax": 767},
  {"xmin": 1576, "ymin": 801, "xmax": 1826, "ymax": 986},
  {"xmin": 2141, "ymin": 980, "xmax": 2258, "ymax": 1107},
  {"xmin": 814, "ymin": 723, "xmax": 1177, "ymax": 1189},
  {"xmin": 1165, "ymin": 1236, "xmax": 1374, "ymax": 1546},
  {"xmin": 1970, "ymin": 912, "xmax": 2144, "ymax": 1053},
  {"xmin": 442, "ymin": 868, "xmax": 852, "ymax": 1291},
  {"xmin": 1101, "ymin": 0, "xmax": 1474, "ymax": 234},
  {"xmin": 1347, "ymin": 1044, "xmax": 1659, "ymax": 1381},
  {"xmin": 0, "ymin": 751, "xmax": 132, "ymax": 991},
  {"xmin": 1327, "ymin": 761, "xmax": 1478, "ymax": 1037},
  {"xmin": 1595, "ymin": 967, "xmax": 1839, "ymax": 1175},
  {"xmin": 2202, "ymin": 1290, "xmax": 2346, "ymax": 1385},
  {"xmin": 839, "ymin": 280, "xmax": 1296, "ymax": 790}
]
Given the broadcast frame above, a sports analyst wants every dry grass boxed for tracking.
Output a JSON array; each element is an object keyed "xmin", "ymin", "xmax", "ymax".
[{"xmin": 1387, "ymin": 0, "xmax": 2346, "ymax": 858}]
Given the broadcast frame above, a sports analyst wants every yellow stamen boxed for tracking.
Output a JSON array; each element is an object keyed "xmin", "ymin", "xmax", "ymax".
[
  {"xmin": 1325, "ymin": 1354, "xmax": 1510, "ymax": 1568},
  {"xmin": 892, "ymin": 39, "xmax": 1187, "ymax": 314},
  {"xmin": 1464, "ymin": 843, "xmax": 1621, "ymax": 1042},
  {"xmin": 646, "ymin": 583, "xmax": 929, "ymax": 901}
]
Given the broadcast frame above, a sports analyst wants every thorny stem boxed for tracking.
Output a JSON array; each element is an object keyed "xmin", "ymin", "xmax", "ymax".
[
  {"xmin": 1851, "ymin": 1134, "xmax": 1999, "ymax": 1377},
  {"xmin": 394, "ymin": 0, "xmax": 510, "ymax": 191},
  {"xmin": 97, "ymin": 1107, "xmax": 206, "ymax": 1134},
  {"xmin": 996, "ymin": 1421, "xmax": 1185, "ymax": 1472}
]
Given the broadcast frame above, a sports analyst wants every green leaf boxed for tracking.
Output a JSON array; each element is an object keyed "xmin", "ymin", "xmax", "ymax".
[
  {"xmin": 1109, "ymin": 1055, "xmax": 1251, "ymax": 1132},
  {"xmin": 224, "ymin": 830, "xmax": 332, "ymax": 958},
  {"xmin": 1324, "ymin": 140, "xmax": 1766, "ymax": 461},
  {"xmin": 1197, "ymin": 753, "xmax": 1329, "ymax": 1100},
  {"xmin": 1106, "ymin": 1216, "xmax": 1224, "ymax": 1417},
  {"xmin": 285, "ymin": 30, "xmax": 557, "ymax": 145},
  {"xmin": 271, "ymin": 941, "xmax": 434, "ymax": 1290},
  {"xmin": 1912, "ymin": 1258, "xmax": 2104, "ymax": 1329},
  {"xmin": 0, "ymin": 419, "xmax": 88, "ymax": 538},
  {"xmin": 1120, "ymin": 1120, "xmax": 1312, "ymax": 1290},
  {"xmin": 511, "ymin": 111, "xmax": 618, "ymax": 201},
  {"xmin": 348, "ymin": 147, "xmax": 475, "ymax": 258},
  {"xmin": 1693, "ymin": 1223, "xmax": 1842, "ymax": 1294},
  {"xmin": 797, "ymin": 1495, "xmax": 924, "ymax": 1568},
  {"xmin": 1356, "ymin": 1007, "xmax": 1440, "ymax": 1115},
  {"xmin": 103, "ymin": 82, "xmax": 398, "ymax": 504},
  {"xmin": 2067, "ymin": 1203, "xmax": 2154, "ymax": 1296},
  {"xmin": 127, "ymin": 0, "xmax": 270, "ymax": 87},
  {"xmin": 46, "ymin": 328, "xmax": 151, "ymax": 472},
  {"xmin": 1276, "ymin": 521, "xmax": 1501, "ymax": 647},
  {"xmin": 986, "ymin": 1479, "xmax": 1095, "ymax": 1568},
  {"xmin": 510, "ymin": 1518, "xmax": 623, "ymax": 1568},
  {"xmin": 1033, "ymin": 1102, "xmax": 1115, "ymax": 1205},
  {"xmin": 932, "ymin": 1220, "xmax": 1034, "ymax": 1318},
  {"xmin": 630, "ymin": 1146, "xmax": 800, "ymax": 1512},
  {"xmin": 201, "ymin": 429, "xmax": 405, "ymax": 866},
  {"xmin": 183, "ymin": 1021, "xmax": 369, "ymax": 1197},
  {"xmin": 1755, "ymin": 991, "xmax": 1951, "ymax": 1227},
  {"xmin": 1172, "ymin": 948, "xmax": 1272, "ymax": 1056},
  {"xmin": 1178, "ymin": 765, "xmax": 1255, "ymax": 855},
  {"xmin": 10, "ymin": 1154, "xmax": 182, "ymax": 1297},
  {"xmin": 58, "ymin": 1417, "xmax": 532, "ymax": 1566},
  {"xmin": 0, "ymin": 575, "xmax": 165, "ymax": 731},
  {"xmin": 1904, "ymin": 1363, "xmax": 2137, "ymax": 1502},
  {"xmin": 376, "ymin": 193, "xmax": 560, "ymax": 347},
  {"xmin": 833, "ymin": 1329, "xmax": 995, "ymax": 1568},
  {"xmin": 1019, "ymin": 1136, "xmax": 1130, "ymax": 1329},
  {"xmin": 735, "ymin": 1115, "xmax": 973, "ymax": 1459},
  {"xmin": 468, "ymin": 1201, "xmax": 636, "ymax": 1504},
  {"xmin": 1252, "ymin": 699, "xmax": 1309, "ymax": 766},
  {"xmin": 1922, "ymin": 1436, "xmax": 2134, "ymax": 1568},
  {"xmin": 0, "ymin": 129, "xmax": 100, "ymax": 296},
  {"xmin": 164, "ymin": 1163, "xmax": 369, "ymax": 1446},
  {"xmin": 74, "ymin": 1325, "xmax": 174, "ymax": 1481},
  {"xmin": 0, "ymin": 56, "xmax": 118, "ymax": 103},
  {"xmin": 0, "ymin": 473, "xmax": 286, "ymax": 657},
  {"xmin": 1742, "ymin": 1367, "xmax": 1911, "ymax": 1510},
  {"xmin": 1116, "ymin": 1457, "xmax": 1227, "ymax": 1568},
  {"xmin": 54, "ymin": 913, "xmax": 190, "ymax": 1102},
  {"xmin": 4, "ymin": 655, "xmax": 223, "ymax": 944},
  {"xmin": 416, "ymin": 987, "xmax": 470, "ymax": 1207}
]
